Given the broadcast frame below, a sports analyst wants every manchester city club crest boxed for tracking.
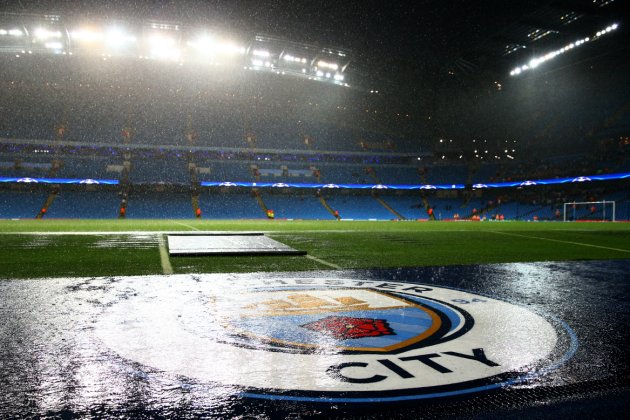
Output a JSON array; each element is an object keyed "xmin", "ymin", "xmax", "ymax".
[
  {"xmin": 95, "ymin": 275, "xmax": 577, "ymax": 403},
  {"xmin": 209, "ymin": 287, "xmax": 472, "ymax": 355}
]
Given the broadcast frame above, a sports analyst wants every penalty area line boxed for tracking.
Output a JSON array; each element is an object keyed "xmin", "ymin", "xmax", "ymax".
[
  {"xmin": 157, "ymin": 234, "xmax": 174, "ymax": 275},
  {"xmin": 489, "ymin": 230, "xmax": 630, "ymax": 254},
  {"xmin": 305, "ymin": 254, "xmax": 341, "ymax": 269}
]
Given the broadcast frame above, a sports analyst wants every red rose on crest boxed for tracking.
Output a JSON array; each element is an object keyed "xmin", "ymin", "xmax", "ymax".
[{"xmin": 301, "ymin": 316, "xmax": 395, "ymax": 339}]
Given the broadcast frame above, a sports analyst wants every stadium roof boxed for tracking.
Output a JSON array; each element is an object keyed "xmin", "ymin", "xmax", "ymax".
[
  {"xmin": 444, "ymin": 0, "xmax": 626, "ymax": 80},
  {"xmin": 2, "ymin": 1, "xmax": 626, "ymax": 91},
  {"xmin": 1, "ymin": 0, "xmax": 627, "ymax": 149}
]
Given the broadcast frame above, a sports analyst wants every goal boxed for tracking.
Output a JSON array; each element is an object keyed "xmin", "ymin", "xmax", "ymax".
[{"xmin": 563, "ymin": 201, "xmax": 616, "ymax": 222}]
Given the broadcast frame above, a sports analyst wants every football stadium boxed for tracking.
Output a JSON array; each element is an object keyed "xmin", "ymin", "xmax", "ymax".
[{"xmin": 1, "ymin": 1, "xmax": 629, "ymax": 418}]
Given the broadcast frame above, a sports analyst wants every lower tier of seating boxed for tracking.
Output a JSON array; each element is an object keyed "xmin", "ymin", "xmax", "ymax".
[{"xmin": 0, "ymin": 188, "xmax": 627, "ymax": 221}]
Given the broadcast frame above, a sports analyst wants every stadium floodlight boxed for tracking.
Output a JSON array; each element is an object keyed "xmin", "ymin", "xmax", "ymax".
[
  {"xmin": 283, "ymin": 54, "xmax": 308, "ymax": 63},
  {"xmin": 147, "ymin": 34, "xmax": 181, "ymax": 60},
  {"xmin": 187, "ymin": 35, "xmax": 214, "ymax": 55},
  {"xmin": 188, "ymin": 35, "xmax": 245, "ymax": 58},
  {"xmin": 149, "ymin": 33, "xmax": 175, "ymax": 46},
  {"xmin": 70, "ymin": 29, "xmax": 103, "ymax": 42},
  {"xmin": 333, "ymin": 74, "xmax": 344, "ymax": 81},
  {"xmin": 251, "ymin": 58, "xmax": 263, "ymax": 66},
  {"xmin": 105, "ymin": 27, "xmax": 136, "ymax": 48},
  {"xmin": 44, "ymin": 41, "xmax": 63, "ymax": 50},
  {"xmin": 510, "ymin": 22, "xmax": 619, "ymax": 76},
  {"xmin": 252, "ymin": 49, "xmax": 270, "ymax": 57},
  {"xmin": 34, "ymin": 28, "xmax": 62, "ymax": 40},
  {"xmin": 1, "ymin": 28, "xmax": 23, "ymax": 36},
  {"xmin": 317, "ymin": 60, "xmax": 338, "ymax": 70},
  {"xmin": 316, "ymin": 70, "xmax": 324, "ymax": 77},
  {"xmin": 216, "ymin": 42, "xmax": 245, "ymax": 55}
]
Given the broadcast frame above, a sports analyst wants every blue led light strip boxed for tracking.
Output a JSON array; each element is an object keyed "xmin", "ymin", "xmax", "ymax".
[
  {"xmin": 1, "ymin": 172, "xmax": 627, "ymax": 189},
  {"xmin": 0, "ymin": 177, "xmax": 119, "ymax": 185},
  {"xmin": 201, "ymin": 172, "xmax": 630, "ymax": 190}
]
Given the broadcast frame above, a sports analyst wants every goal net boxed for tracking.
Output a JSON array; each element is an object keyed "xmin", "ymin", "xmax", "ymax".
[{"xmin": 563, "ymin": 201, "xmax": 616, "ymax": 222}]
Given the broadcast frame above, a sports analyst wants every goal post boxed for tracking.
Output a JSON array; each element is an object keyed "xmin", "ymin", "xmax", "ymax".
[{"xmin": 563, "ymin": 201, "xmax": 616, "ymax": 222}]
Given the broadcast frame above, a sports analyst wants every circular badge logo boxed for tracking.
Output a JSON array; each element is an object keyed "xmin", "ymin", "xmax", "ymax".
[{"xmin": 96, "ymin": 276, "xmax": 576, "ymax": 402}]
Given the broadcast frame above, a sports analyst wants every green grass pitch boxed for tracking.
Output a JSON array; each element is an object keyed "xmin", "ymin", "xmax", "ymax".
[{"xmin": 1, "ymin": 219, "xmax": 629, "ymax": 279}]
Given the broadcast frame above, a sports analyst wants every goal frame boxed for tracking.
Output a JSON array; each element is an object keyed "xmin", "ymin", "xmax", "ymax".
[{"xmin": 563, "ymin": 201, "xmax": 615, "ymax": 222}]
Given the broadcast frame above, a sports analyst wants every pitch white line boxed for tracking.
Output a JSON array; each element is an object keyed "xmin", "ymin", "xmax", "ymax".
[
  {"xmin": 305, "ymin": 254, "xmax": 342, "ymax": 269},
  {"xmin": 157, "ymin": 234, "xmax": 174, "ymax": 275},
  {"xmin": 0, "ymin": 229, "xmax": 360, "ymax": 235},
  {"xmin": 172, "ymin": 221, "xmax": 200, "ymax": 231},
  {"xmin": 489, "ymin": 230, "xmax": 630, "ymax": 253},
  {"xmin": 0, "ymin": 231, "xmax": 203, "ymax": 235},
  {"xmin": 0, "ymin": 228, "xmax": 625, "ymax": 236}
]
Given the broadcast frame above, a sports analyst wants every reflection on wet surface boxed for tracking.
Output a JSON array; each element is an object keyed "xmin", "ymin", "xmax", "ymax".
[
  {"xmin": 0, "ymin": 260, "xmax": 628, "ymax": 418},
  {"xmin": 7, "ymin": 234, "xmax": 158, "ymax": 250},
  {"xmin": 91, "ymin": 234, "xmax": 158, "ymax": 249}
]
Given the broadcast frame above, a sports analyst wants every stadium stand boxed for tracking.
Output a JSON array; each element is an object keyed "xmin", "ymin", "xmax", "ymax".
[
  {"xmin": 0, "ymin": 190, "xmax": 47, "ymax": 218},
  {"xmin": 0, "ymin": 15, "xmax": 628, "ymax": 222},
  {"xmin": 44, "ymin": 190, "xmax": 120, "ymax": 219},
  {"xmin": 198, "ymin": 191, "xmax": 264, "ymax": 219},
  {"xmin": 383, "ymin": 195, "xmax": 427, "ymax": 219},
  {"xmin": 259, "ymin": 192, "xmax": 334, "ymax": 220},
  {"xmin": 324, "ymin": 194, "xmax": 397, "ymax": 220},
  {"xmin": 126, "ymin": 191, "xmax": 193, "ymax": 219},
  {"xmin": 128, "ymin": 159, "xmax": 191, "ymax": 185}
]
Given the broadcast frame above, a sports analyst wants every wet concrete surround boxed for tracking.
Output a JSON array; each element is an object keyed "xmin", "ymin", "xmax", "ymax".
[{"xmin": 1, "ymin": 260, "xmax": 629, "ymax": 418}]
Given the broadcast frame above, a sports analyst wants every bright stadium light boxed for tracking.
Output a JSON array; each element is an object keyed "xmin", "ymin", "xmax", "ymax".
[
  {"xmin": 187, "ymin": 35, "xmax": 213, "ymax": 55},
  {"xmin": 252, "ymin": 49, "xmax": 270, "ymax": 57},
  {"xmin": 251, "ymin": 58, "xmax": 263, "ymax": 66},
  {"xmin": 217, "ymin": 42, "xmax": 246, "ymax": 55},
  {"xmin": 105, "ymin": 27, "xmax": 136, "ymax": 48},
  {"xmin": 188, "ymin": 35, "xmax": 245, "ymax": 58},
  {"xmin": 0, "ymin": 28, "xmax": 23, "ymax": 36},
  {"xmin": 44, "ymin": 41, "xmax": 63, "ymax": 50},
  {"xmin": 317, "ymin": 60, "xmax": 338, "ymax": 70},
  {"xmin": 283, "ymin": 54, "xmax": 307, "ymax": 63},
  {"xmin": 70, "ymin": 28, "xmax": 103, "ymax": 42},
  {"xmin": 510, "ymin": 22, "xmax": 619, "ymax": 76},
  {"xmin": 34, "ymin": 28, "xmax": 62, "ymax": 40},
  {"xmin": 149, "ymin": 33, "xmax": 175, "ymax": 46},
  {"xmin": 148, "ymin": 34, "xmax": 181, "ymax": 60}
]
